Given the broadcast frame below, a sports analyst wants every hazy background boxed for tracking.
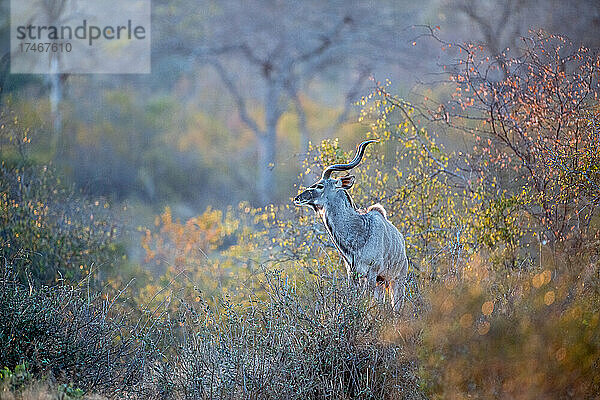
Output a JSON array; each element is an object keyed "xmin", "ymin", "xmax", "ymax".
[{"xmin": 1, "ymin": 0, "xmax": 599, "ymax": 224}]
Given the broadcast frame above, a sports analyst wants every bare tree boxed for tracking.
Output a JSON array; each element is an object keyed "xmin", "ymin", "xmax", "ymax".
[
  {"xmin": 0, "ymin": 1, "xmax": 11, "ymax": 107},
  {"xmin": 440, "ymin": 0, "xmax": 600, "ymax": 75},
  {"xmin": 157, "ymin": 0, "xmax": 419, "ymax": 204},
  {"xmin": 444, "ymin": 0, "xmax": 526, "ymax": 78}
]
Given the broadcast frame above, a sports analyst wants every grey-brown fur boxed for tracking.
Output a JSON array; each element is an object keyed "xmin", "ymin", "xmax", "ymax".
[{"xmin": 294, "ymin": 140, "xmax": 408, "ymax": 310}]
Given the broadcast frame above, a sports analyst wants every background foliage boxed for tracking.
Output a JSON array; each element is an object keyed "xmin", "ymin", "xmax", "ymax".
[{"xmin": 1, "ymin": 0, "xmax": 600, "ymax": 398}]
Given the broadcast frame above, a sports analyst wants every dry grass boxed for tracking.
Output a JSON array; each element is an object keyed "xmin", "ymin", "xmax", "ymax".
[
  {"xmin": 418, "ymin": 246, "xmax": 600, "ymax": 399},
  {"xmin": 0, "ymin": 382, "xmax": 107, "ymax": 400}
]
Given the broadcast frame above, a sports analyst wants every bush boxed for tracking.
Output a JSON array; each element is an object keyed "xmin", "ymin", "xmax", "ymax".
[
  {"xmin": 441, "ymin": 32, "xmax": 600, "ymax": 246},
  {"xmin": 0, "ymin": 363, "xmax": 32, "ymax": 393},
  {"xmin": 419, "ymin": 246, "xmax": 600, "ymax": 399},
  {"xmin": 0, "ymin": 364, "xmax": 90, "ymax": 399},
  {"xmin": 0, "ymin": 265, "xmax": 160, "ymax": 397},
  {"xmin": 0, "ymin": 109, "xmax": 123, "ymax": 287},
  {"xmin": 136, "ymin": 271, "xmax": 424, "ymax": 400}
]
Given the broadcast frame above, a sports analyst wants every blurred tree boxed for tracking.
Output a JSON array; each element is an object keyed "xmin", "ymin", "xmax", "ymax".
[
  {"xmin": 38, "ymin": 0, "xmax": 71, "ymax": 145},
  {"xmin": 437, "ymin": 0, "xmax": 600, "ymax": 75},
  {"xmin": 66, "ymin": 90, "xmax": 213, "ymax": 204},
  {"xmin": 452, "ymin": 0, "xmax": 526, "ymax": 77},
  {"xmin": 0, "ymin": 2, "xmax": 41, "ymax": 108},
  {"xmin": 0, "ymin": 0, "xmax": 70, "ymax": 152},
  {"xmin": 156, "ymin": 0, "xmax": 419, "ymax": 204}
]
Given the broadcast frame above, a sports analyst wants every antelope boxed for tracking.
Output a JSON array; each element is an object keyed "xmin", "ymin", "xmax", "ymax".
[{"xmin": 293, "ymin": 139, "xmax": 408, "ymax": 310}]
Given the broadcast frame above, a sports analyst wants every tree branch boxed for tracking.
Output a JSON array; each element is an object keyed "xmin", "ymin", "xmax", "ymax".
[
  {"xmin": 325, "ymin": 66, "xmax": 370, "ymax": 137},
  {"xmin": 293, "ymin": 15, "xmax": 353, "ymax": 66},
  {"xmin": 210, "ymin": 59, "xmax": 263, "ymax": 137}
]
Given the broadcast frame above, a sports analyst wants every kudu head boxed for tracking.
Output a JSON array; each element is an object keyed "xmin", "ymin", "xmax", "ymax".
[{"xmin": 293, "ymin": 139, "xmax": 378, "ymax": 210}]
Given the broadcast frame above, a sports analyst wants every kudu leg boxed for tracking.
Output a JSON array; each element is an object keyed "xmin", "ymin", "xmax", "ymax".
[
  {"xmin": 389, "ymin": 279, "xmax": 405, "ymax": 312},
  {"xmin": 373, "ymin": 281, "xmax": 385, "ymax": 304}
]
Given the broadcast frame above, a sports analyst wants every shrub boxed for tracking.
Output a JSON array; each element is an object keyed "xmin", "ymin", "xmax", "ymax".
[
  {"xmin": 0, "ymin": 109, "xmax": 123, "ymax": 287},
  {"xmin": 441, "ymin": 32, "xmax": 600, "ymax": 246},
  {"xmin": 419, "ymin": 246, "xmax": 600, "ymax": 399},
  {"xmin": 0, "ymin": 363, "xmax": 32, "ymax": 393},
  {"xmin": 0, "ymin": 265, "xmax": 160, "ymax": 398},
  {"xmin": 137, "ymin": 271, "xmax": 424, "ymax": 400}
]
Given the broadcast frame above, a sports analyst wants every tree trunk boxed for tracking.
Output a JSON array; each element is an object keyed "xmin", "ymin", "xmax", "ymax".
[
  {"xmin": 257, "ymin": 130, "xmax": 277, "ymax": 205},
  {"xmin": 49, "ymin": 58, "xmax": 63, "ymax": 154},
  {"xmin": 256, "ymin": 81, "xmax": 281, "ymax": 205},
  {"xmin": 292, "ymin": 94, "xmax": 310, "ymax": 158}
]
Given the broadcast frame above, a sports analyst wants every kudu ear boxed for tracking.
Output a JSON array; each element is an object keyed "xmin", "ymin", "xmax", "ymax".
[{"xmin": 337, "ymin": 175, "xmax": 355, "ymax": 190}]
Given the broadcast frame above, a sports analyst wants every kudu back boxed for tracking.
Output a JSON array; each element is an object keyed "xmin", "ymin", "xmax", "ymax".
[{"xmin": 294, "ymin": 140, "xmax": 408, "ymax": 310}]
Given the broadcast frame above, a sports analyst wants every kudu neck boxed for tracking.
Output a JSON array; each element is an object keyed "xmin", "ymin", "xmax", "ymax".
[
  {"xmin": 320, "ymin": 190, "xmax": 356, "ymax": 218},
  {"xmin": 318, "ymin": 190, "xmax": 364, "ymax": 258}
]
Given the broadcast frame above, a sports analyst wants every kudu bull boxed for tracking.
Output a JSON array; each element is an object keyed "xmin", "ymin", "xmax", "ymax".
[{"xmin": 294, "ymin": 140, "xmax": 408, "ymax": 310}]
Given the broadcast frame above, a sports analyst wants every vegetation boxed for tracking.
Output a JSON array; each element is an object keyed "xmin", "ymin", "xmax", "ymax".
[
  {"xmin": 1, "ymin": 3, "xmax": 599, "ymax": 397},
  {"xmin": 0, "ymin": 110, "xmax": 123, "ymax": 287},
  {"xmin": 0, "ymin": 265, "xmax": 160, "ymax": 397}
]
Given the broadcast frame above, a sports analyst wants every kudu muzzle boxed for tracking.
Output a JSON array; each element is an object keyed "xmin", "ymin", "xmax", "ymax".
[{"xmin": 293, "ymin": 190, "xmax": 314, "ymax": 206}]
